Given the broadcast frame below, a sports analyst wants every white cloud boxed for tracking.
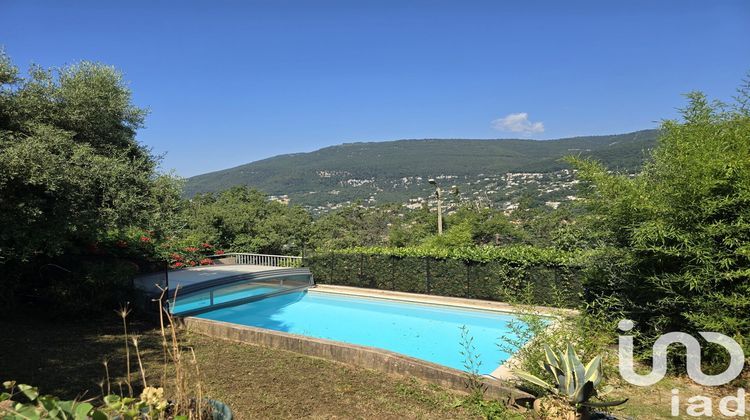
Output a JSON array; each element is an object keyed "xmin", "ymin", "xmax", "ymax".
[{"xmin": 491, "ymin": 112, "xmax": 544, "ymax": 135}]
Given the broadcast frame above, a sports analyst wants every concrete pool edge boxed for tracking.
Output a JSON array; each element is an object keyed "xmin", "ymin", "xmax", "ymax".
[
  {"xmin": 310, "ymin": 284, "xmax": 574, "ymax": 318},
  {"xmin": 182, "ymin": 316, "xmax": 533, "ymax": 402}
]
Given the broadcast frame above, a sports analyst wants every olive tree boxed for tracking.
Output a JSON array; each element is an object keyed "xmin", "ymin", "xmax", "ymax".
[{"xmin": 0, "ymin": 52, "xmax": 182, "ymax": 264}]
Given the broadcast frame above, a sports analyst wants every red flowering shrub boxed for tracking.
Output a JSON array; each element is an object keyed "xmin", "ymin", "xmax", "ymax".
[
  {"xmin": 163, "ymin": 241, "xmax": 218, "ymax": 269},
  {"xmin": 97, "ymin": 228, "xmax": 159, "ymax": 259},
  {"xmin": 101, "ymin": 232, "xmax": 221, "ymax": 269}
]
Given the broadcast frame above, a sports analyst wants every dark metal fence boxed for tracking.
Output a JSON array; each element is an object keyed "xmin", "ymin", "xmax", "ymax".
[{"xmin": 304, "ymin": 253, "xmax": 582, "ymax": 307}]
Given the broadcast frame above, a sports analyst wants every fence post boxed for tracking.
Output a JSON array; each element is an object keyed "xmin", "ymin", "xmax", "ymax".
[
  {"xmin": 390, "ymin": 256, "xmax": 396, "ymax": 291},
  {"xmin": 359, "ymin": 254, "xmax": 365, "ymax": 287},
  {"xmin": 425, "ymin": 258, "xmax": 431, "ymax": 294},
  {"xmin": 367, "ymin": 255, "xmax": 377, "ymax": 288},
  {"xmin": 466, "ymin": 262, "xmax": 471, "ymax": 298},
  {"xmin": 329, "ymin": 253, "xmax": 335, "ymax": 284}
]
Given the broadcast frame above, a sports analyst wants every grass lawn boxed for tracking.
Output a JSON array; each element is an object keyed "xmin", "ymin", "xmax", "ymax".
[
  {"xmin": 0, "ymin": 314, "xmax": 486, "ymax": 419},
  {"xmin": 1, "ymin": 313, "xmax": 744, "ymax": 419}
]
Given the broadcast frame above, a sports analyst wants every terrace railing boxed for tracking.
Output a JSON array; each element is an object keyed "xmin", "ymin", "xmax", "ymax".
[{"xmin": 208, "ymin": 252, "xmax": 303, "ymax": 268}]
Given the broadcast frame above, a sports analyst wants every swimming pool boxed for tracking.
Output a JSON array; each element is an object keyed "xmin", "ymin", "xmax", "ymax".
[{"xmin": 194, "ymin": 289, "xmax": 530, "ymax": 374}]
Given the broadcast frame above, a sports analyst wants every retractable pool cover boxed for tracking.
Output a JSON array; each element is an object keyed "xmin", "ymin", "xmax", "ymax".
[{"xmin": 169, "ymin": 267, "xmax": 314, "ymax": 317}]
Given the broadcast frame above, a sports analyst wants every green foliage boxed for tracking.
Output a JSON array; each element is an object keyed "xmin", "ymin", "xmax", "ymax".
[
  {"xmin": 421, "ymin": 220, "xmax": 475, "ymax": 248},
  {"xmin": 455, "ymin": 326, "xmax": 528, "ymax": 419},
  {"xmin": 1, "ymin": 381, "xmax": 94, "ymax": 420},
  {"xmin": 384, "ymin": 205, "xmax": 436, "ymax": 247},
  {"xmin": 0, "ymin": 52, "xmax": 182, "ymax": 261},
  {"xmin": 570, "ymin": 87, "xmax": 750, "ymax": 364},
  {"xmin": 417, "ymin": 205, "xmax": 527, "ymax": 248},
  {"xmin": 458, "ymin": 325, "xmax": 487, "ymax": 400},
  {"xmin": 456, "ymin": 207, "xmax": 526, "ymax": 246},
  {"xmin": 0, "ymin": 52, "xmax": 182, "ymax": 313},
  {"xmin": 310, "ymin": 203, "xmax": 525, "ymax": 250},
  {"xmin": 460, "ymin": 397, "xmax": 524, "ymax": 420},
  {"xmin": 182, "ymin": 186, "xmax": 311, "ymax": 255},
  {"xmin": 0, "ymin": 381, "xmax": 180, "ymax": 420},
  {"xmin": 514, "ymin": 343, "xmax": 627, "ymax": 420},
  {"xmin": 328, "ymin": 244, "xmax": 584, "ymax": 265},
  {"xmin": 499, "ymin": 296, "xmax": 624, "ymax": 396},
  {"xmin": 306, "ymin": 246, "xmax": 584, "ymax": 306},
  {"xmin": 157, "ymin": 240, "xmax": 221, "ymax": 269},
  {"xmin": 515, "ymin": 203, "xmax": 600, "ymax": 251},
  {"xmin": 515, "ymin": 343, "xmax": 626, "ymax": 408},
  {"xmin": 310, "ymin": 203, "xmax": 406, "ymax": 249}
]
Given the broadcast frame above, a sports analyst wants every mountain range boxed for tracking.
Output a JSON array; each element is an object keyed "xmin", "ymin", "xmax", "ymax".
[{"xmin": 184, "ymin": 130, "xmax": 659, "ymax": 212}]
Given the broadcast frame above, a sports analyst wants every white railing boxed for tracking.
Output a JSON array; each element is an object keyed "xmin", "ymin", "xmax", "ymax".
[{"xmin": 209, "ymin": 252, "xmax": 303, "ymax": 268}]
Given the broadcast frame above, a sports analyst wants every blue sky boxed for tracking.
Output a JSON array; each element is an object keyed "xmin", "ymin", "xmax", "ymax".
[{"xmin": 2, "ymin": 0, "xmax": 749, "ymax": 177}]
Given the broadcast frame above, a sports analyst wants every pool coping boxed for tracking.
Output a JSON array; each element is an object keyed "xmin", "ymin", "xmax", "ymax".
[
  {"xmin": 310, "ymin": 284, "xmax": 573, "ymax": 317},
  {"xmin": 181, "ymin": 285, "xmax": 571, "ymax": 402}
]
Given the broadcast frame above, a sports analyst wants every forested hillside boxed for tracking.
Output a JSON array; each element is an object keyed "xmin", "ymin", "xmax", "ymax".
[{"xmin": 185, "ymin": 130, "xmax": 658, "ymax": 209}]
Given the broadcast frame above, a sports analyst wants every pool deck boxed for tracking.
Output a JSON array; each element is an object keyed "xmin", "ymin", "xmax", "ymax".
[
  {"xmin": 311, "ymin": 284, "xmax": 570, "ymax": 317},
  {"xmin": 134, "ymin": 264, "xmax": 288, "ymax": 295}
]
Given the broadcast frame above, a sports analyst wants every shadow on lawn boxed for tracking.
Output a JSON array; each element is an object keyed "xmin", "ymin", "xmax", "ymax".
[{"xmin": 0, "ymin": 312, "xmax": 163, "ymax": 400}]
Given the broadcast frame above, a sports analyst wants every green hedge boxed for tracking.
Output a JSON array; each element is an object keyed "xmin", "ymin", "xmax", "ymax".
[{"xmin": 304, "ymin": 246, "xmax": 585, "ymax": 307}]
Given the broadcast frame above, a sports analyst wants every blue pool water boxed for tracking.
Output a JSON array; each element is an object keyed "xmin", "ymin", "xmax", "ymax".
[{"xmin": 196, "ymin": 290, "xmax": 530, "ymax": 373}]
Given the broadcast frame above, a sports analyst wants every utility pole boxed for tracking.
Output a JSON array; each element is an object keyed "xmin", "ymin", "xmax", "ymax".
[{"xmin": 428, "ymin": 178, "xmax": 443, "ymax": 235}]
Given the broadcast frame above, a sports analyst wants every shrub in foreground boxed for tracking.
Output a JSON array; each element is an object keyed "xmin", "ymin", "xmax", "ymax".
[{"xmin": 571, "ymin": 84, "xmax": 750, "ymax": 365}]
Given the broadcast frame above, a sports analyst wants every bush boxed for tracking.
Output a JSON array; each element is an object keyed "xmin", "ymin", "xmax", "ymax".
[
  {"xmin": 571, "ymin": 86, "xmax": 750, "ymax": 365},
  {"xmin": 500, "ymin": 297, "xmax": 624, "ymax": 386}
]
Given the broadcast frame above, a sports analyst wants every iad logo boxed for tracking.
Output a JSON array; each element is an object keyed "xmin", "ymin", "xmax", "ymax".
[
  {"xmin": 617, "ymin": 319, "xmax": 747, "ymax": 417},
  {"xmin": 618, "ymin": 319, "xmax": 745, "ymax": 386}
]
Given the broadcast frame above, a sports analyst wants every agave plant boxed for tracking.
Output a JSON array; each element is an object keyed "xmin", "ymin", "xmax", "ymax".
[{"xmin": 514, "ymin": 342, "xmax": 627, "ymax": 417}]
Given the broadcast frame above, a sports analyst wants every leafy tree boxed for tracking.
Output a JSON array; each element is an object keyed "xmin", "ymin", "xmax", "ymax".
[
  {"xmin": 0, "ymin": 52, "xmax": 182, "ymax": 314},
  {"xmin": 310, "ymin": 203, "xmax": 408, "ymax": 249},
  {"xmin": 571, "ymin": 86, "xmax": 750, "ymax": 361},
  {"xmin": 387, "ymin": 205, "xmax": 436, "ymax": 247},
  {"xmin": 311, "ymin": 202, "xmax": 526, "ymax": 250},
  {"xmin": 421, "ymin": 220, "xmax": 475, "ymax": 248},
  {"xmin": 444, "ymin": 206, "xmax": 525, "ymax": 246},
  {"xmin": 183, "ymin": 186, "xmax": 311, "ymax": 255},
  {"xmin": 0, "ymin": 52, "xmax": 181, "ymax": 264}
]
